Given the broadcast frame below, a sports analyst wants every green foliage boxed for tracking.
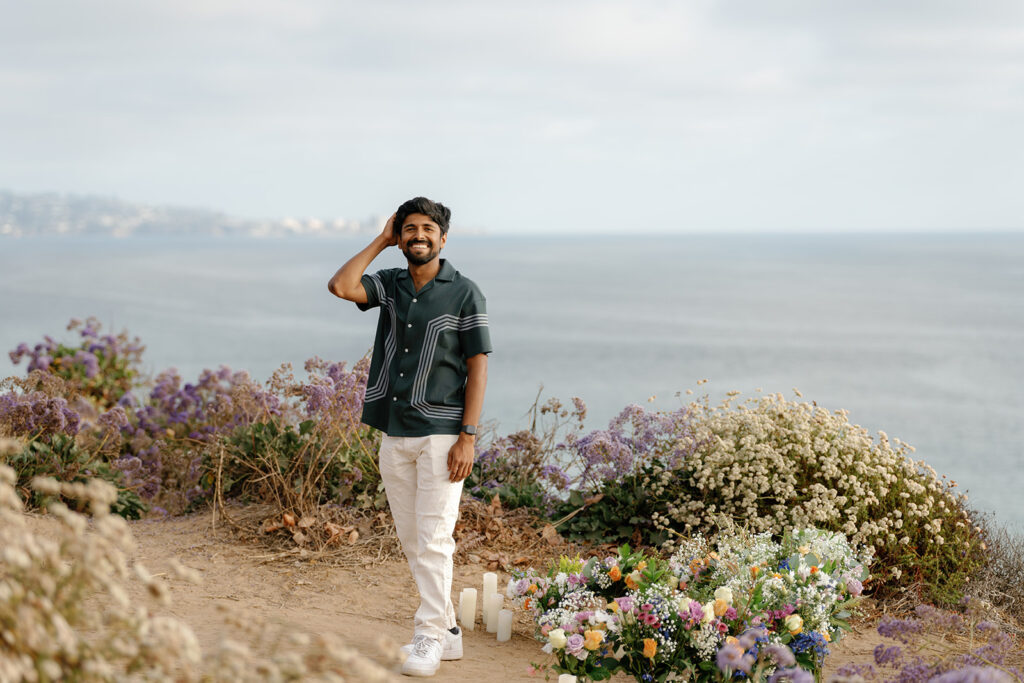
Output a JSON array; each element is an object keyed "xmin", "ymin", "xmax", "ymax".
[
  {"xmin": 555, "ymin": 465, "xmax": 669, "ymax": 546},
  {"xmin": 203, "ymin": 418, "xmax": 384, "ymax": 515},
  {"xmin": 1, "ymin": 434, "xmax": 146, "ymax": 519}
]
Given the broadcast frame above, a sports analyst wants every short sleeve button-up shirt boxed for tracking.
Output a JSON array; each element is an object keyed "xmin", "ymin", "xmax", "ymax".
[{"xmin": 357, "ymin": 259, "xmax": 492, "ymax": 437}]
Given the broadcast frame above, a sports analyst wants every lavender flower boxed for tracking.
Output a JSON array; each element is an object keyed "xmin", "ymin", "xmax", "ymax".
[
  {"xmin": 716, "ymin": 642, "xmax": 753, "ymax": 674},
  {"xmin": 931, "ymin": 666, "xmax": 1015, "ymax": 683},
  {"xmin": 768, "ymin": 668, "xmax": 815, "ymax": 683}
]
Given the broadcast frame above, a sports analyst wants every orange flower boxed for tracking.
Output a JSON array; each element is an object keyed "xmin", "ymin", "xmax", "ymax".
[
  {"xmin": 823, "ymin": 631, "xmax": 832, "ymax": 642},
  {"xmin": 772, "ymin": 573, "xmax": 782, "ymax": 579},
  {"xmin": 524, "ymin": 598, "xmax": 532, "ymax": 610},
  {"xmin": 750, "ymin": 566, "xmax": 760, "ymax": 578},
  {"xmin": 642, "ymin": 638, "xmax": 657, "ymax": 659},
  {"xmin": 713, "ymin": 599, "xmax": 730, "ymax": 617},
  {"xmin": 608, "ymin": 565, "xmax": 622, "ymax": 582},
  {"xmin": 810, "ymin": 566, "xmax": 819, "ymax": 574},
  {"xmin": 625, "ymin": 574, "xmax": 639, "ymax": 590},
  {"xmin": 678, "ymin": 579, "xmax": 688, "ymax": 591},
  {"xmin": 527, "ymin": 583, "xmax": 538, "ymax": 594},
  {"xmin": 583, "ymin": 630, "xmax": 604, "ymax": 651}
]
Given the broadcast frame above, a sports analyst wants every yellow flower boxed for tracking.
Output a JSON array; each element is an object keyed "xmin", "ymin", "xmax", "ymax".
[
  {"xmin": 713, "ymin": 599, "xmax": 730, "ymax": 617},
  {"xmin": 823, "ymin": 631, "xmax": 831, "ymax": 642},
  {"xmin": 785, "ymin": 614, "xmax": 803, "ymax": 635},
  {"xmin": 607, "ymin": 601, "xmax": 620, "ymax": 614},
  {"xmin": 798, "ymin": 545, "xmax": 810, "ymax": 555},
  {"xmin": 725, "ymin": 636, "xmax": 739, "ymax": 645},
  {"xmin": 583, "ymin": 630, "xmax": 604, "ymax": 651},
  {"xmin": 636, "ymin": 561, "xmax": 648, "ymax": 571},
  {"xmin": 643, "ymin": 638, "xmax": 657, "ymax": 659}
]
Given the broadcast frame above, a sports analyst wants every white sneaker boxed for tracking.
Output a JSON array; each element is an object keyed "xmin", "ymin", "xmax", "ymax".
[
  {"xmin": 401, "ymin": 634, "xmax": 443, "ymax": 677},
  {"xmin": 400, "ymin": 628, "xmax": 463, "ymax": 661}
]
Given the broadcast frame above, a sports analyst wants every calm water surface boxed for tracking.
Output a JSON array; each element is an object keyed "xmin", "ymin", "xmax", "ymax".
[{"xmin": 1, "ymin": 233, "xmax": 1022, "ymax": 528}]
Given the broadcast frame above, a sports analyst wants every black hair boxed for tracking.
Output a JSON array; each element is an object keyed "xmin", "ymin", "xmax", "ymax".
[{"xmin": 395, "ymin": 197, "xmax": 452, "ymax": 236}]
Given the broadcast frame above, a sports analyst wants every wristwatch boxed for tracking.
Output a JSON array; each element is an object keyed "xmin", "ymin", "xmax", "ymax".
[{"xmin": 460, "ymin": 424, "xmax": 477, "ymax": 436}]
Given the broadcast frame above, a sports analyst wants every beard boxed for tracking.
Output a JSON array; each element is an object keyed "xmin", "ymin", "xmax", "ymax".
[{"xmin": 402, "ymin": 240, "xmax": 440, "ymax": 266}]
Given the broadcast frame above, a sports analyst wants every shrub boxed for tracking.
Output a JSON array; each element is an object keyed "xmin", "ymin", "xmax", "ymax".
[
  {"xmin": 2, "ymin": 434, "xmax": 146, "ymax": 519},
  {"xmin": 200, "ymin": 356, "xmax": 384, "ymax": 545},
  {"xmin": 648, "ymin": 390, "xmax": 986, "ymax": 604},
  {"xmin": 113, "ymin": 364, "xmax": 285, "ymax": 512},
  {"xmin": 8, "ymin": 316, "xmax": 145, "ymax": 410},
  {"xmin": 0, "ymin": 460, "xmax": 401, "ymax": 681},
  {"xmin": 834, "ymin": 598, "xmax": 1023, "ymax": 681},
  {"xmin": 467, "ymin": 395, "xmax": 586, "ymax": 510}
]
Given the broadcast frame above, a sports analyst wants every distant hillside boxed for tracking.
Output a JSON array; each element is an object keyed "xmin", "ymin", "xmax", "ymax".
[{"xmin": 0, "ymin": 190, "xmax": 381, "ymax": 238}]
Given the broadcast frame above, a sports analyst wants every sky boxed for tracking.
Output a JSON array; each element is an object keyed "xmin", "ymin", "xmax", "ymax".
[{"xmin": 1, "ymin": 0, "xmax": 1023, "ymax": 234}]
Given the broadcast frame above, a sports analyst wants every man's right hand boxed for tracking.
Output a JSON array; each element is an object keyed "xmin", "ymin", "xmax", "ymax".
[
  {"xmin": 327, "ymin": 211, "xmax": 398, "ymax": 303},
  {"xmin": 381, "ymin": 213, "xmax": 398, "ymax": 247}
]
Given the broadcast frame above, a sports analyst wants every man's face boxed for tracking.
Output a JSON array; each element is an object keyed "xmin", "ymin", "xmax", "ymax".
[{"xmin": 398, "ymin": 213, "xmax": 447, "ymax": 266}]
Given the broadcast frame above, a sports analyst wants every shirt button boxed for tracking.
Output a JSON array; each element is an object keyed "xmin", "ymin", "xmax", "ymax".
[
  {"xmin": 392, "ymin": 397, "xmax": 397, "ymax": 402},
  {"xmin": 407, "ymin": 323, "xmax": 412, "ymax": 328},
  {"xmin": 412, "ymin": 298, "xmax": 417, "ymax": 303},
  {"xmin": 404, "ymin": 348, "xmax": 409, "ymax": 352},
  {"xmin": 399, "ymin": 372, "xmax": 404, "ymax": 377}
]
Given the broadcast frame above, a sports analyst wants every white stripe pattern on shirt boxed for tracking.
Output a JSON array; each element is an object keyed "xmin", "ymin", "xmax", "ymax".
[
  {"xmin": 362, "ymin": 274, "xmax": 397, "ymax": 402},
  {"xmin": 410, "ymin": 313, "xmax": 489, "ymax": 420}
]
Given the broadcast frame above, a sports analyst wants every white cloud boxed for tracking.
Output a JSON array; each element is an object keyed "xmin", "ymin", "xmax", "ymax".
[{"xmin": 0, "ymin": 0, "xmax": 1022, "ymax": 231}]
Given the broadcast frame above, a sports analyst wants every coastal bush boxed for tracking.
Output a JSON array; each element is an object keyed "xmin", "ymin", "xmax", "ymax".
[
  {"xmin": 467, "ymin": 396, "xmax": 587, "ymax": 510},
  {"xmin": 8, "ymin": 316, "xmax": 145, "ymax": 410},
  {"xmin": 834, "ymin": 598, "xmax": 1023, "ymax": 681},
  {"xmin": 199, "ymin": 356, "xmax": 384, "ymax": 543},
  {"xmin": 112, "ymin": 364, "xmax": 285, "ymax": 512},
  {"xmin": 0, "ymin": 374, "xmax": 146, "ymax": 518},
  {"xmin": 647, "ymin": 390, "xmax": 986, "ymax": 603},
  {"xmin": 0, "ymin": 458, "xmax": 401, "ymax": 681}
]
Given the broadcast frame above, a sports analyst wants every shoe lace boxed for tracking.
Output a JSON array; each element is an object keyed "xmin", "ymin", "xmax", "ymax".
[{"xmin": 411, "ymin": 635, "xmax": 440, "ymax": 658}]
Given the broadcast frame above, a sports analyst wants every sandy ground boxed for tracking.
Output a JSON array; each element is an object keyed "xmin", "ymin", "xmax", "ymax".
[{"xmin": 113, "ymin": 508, "xmax": 885, "ymax": 681}]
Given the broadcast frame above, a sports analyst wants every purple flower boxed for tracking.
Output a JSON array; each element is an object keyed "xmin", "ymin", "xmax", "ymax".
[
  {"xmin": 565, "ymin": 633, "xmax": 585, "ymax": 654},
  {"xmin": 716, "ymin": 642, "xmax": 753, "ymax": 674},
  {"xmin": 931, "ymin": 666, "xmax": 1015, "ymax": 683},
  {"xmin": 846, "ymin": 577, "xmax": 864, "ymax": 596},
  {"xmin": 765, "ymin": 643, "xmax": 796, "ymax": 667},
  {"xmin": 768, "ymin": 668, "xmax": 814, "ymax": 683}
]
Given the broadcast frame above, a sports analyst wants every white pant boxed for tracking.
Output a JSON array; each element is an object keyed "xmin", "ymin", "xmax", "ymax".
[{"xmin": 378, "ymin": 434, "xmax": 463, "ymax": 642}]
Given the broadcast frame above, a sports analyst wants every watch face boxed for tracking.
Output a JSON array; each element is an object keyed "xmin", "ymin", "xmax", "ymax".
[{"xmin": 461, "ymin": 425, "xmax": 477, "ymax": 435}]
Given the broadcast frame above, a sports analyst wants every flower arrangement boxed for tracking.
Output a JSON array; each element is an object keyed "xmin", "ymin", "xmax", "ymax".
[{"xmin": 508, "ymin": 527, "xmax": 869, "ymax": 682}]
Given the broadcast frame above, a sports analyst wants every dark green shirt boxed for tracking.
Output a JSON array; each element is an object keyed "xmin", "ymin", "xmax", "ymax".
[{"xmin": 357, "ymin": 259, "xmax": 492, "ymax": 437}]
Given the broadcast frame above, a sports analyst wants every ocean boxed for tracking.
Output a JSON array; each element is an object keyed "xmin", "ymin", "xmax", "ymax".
[{"xmin": 1, "ymin": 233, "xmax": 1022, "ymax": 529}]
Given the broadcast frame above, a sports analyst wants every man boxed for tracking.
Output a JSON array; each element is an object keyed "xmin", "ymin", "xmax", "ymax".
[{"xmin": 327, "ymin": 197, "xmax": 490, "ymax": 677}]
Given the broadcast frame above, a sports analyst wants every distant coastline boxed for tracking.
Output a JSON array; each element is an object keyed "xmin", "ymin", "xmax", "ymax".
[{"xmin": 0, "ymin": 189, "xmax": 392, "ymax": 239}]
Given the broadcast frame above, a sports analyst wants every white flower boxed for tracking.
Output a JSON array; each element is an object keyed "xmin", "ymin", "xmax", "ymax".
[
  {"xmin": 713, "ymin": 587, "xmax": 733, "ymax": 604},
  {"xmin": 701, "ymin": 601, "xmax": 715, "ymax": 624},
  {"xmin": 548, "ymin": 628, "xmax": 567, "ymax": 650}
]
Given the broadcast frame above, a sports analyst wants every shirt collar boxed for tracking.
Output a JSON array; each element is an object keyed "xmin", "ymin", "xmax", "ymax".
[{"xmin": 398, "ymin": 258, "xmax": 455, "ymax": 283}]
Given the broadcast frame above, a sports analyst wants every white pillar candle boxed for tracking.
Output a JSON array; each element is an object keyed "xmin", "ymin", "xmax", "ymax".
[
  {"xmin": 486, "ymin": 593, "xmax": 504, "ymax": 633},
  {"xmin": 482, "ymin": 572, "xmax": 498, "ymax": 599},
  {"xmin": 558, "ymin": 675, "xmax": 577, "ymax": 683},
  {"xmin": 459, "ymin": 588, "xmax": 477, "ymax": 631},
  {"xmin": 496, "ymin": 608, "xmax": 513, "ymax": 642}
]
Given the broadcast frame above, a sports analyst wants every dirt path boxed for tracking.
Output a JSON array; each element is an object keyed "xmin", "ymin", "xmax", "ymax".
[{"xmin": 126, "ymin": 510, "xmax": 883, "ymax": 681}]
